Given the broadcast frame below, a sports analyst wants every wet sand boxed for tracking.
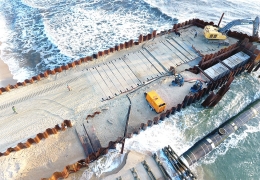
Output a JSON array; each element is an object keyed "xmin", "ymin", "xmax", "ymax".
[{"xmin": 0, "ymin": 58, "xmax": 17, "ymax": 87}]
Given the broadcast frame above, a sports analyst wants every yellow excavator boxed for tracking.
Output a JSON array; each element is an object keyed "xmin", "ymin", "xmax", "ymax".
[{"xmin": 204, "ymin": 13, "xmax": 259, "ymax": 44}]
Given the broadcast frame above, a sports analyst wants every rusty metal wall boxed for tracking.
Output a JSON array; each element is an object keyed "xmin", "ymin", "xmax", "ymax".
[
  {"xmin": 0, "ymin": 18, "xmax": 258, "ymax": 179},
  {"xmin": 41, "ymin": 24, "xmax": 260, "ymax": 180},
  {"xmin": 1, "ymin": 18, "xmax": 259, "ymax": 95},
  {"xmin": 0, "ymin": 120, "xmax": 72, "ymax": 157},
  {"xmin": 41, "ymin": 69, "xmax": 238, "ymax": 179},
  {"xmin": 41, "ymin": 58, "xmax": 255, "ymax": 179},
  {"xmin": 85, "ymin": 111, "xmax": 101, "ymax": 120}
]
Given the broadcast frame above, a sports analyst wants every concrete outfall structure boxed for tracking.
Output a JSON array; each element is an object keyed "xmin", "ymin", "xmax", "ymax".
[{"xmin": 0, "ymin": 18, "xmax": 259, "ymax": 180}]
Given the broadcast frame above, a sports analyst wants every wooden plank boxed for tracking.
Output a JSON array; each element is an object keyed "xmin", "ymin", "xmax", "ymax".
[
  {"xmin": 106, "ymin": 61, "xmax": 131, "ymax": 92},
  {"xmin": 127, "ymin": 52, "xmax": 156, "ymax": 81},
  {"xmin": 124, "ymin": 53, "xmax": 149, "ymax": 82},
  {"xmin": 186, "ymin": 38, "xmax": 209, "ymax": 53},
  {"xmin": 153, "ymin": 42, "xmax": 181, "ymax": 67},
  {"xmin": 169, "ymin": 38, "xmax": 198, "ymax": 59},
  {"xmin": 89, "ymin": 67, "xmax": 113, "ymax": 99},
  {"xmin": 139, "ymin": 49, "xmax": 166, "ymax": 75},
  {"xmin": 164, "ymin": 39, "xmax": 195, "ymax": 60}
]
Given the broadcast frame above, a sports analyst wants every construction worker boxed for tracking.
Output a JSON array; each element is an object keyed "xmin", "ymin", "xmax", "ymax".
[
  {"xmin": 12, "ymin": 106, "xmax": 17, "ymax": 114},
  {"xmin": 67, "ymin": 84, "xmax": 72, "ymax": 91},
  {"xmin": 194, "ymin": 31, "xmax": 197, "ymax": 38}
]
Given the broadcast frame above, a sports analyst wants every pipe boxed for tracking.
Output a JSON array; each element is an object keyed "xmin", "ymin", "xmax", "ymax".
[{"xmin": 180, "ymin": 100, "xmax": 260, "ymax": 167}]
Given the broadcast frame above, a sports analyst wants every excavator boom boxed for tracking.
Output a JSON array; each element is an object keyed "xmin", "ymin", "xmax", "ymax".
[
  {"xmin": 253, "ymin": 16, "xmax": 259, "ymax": 37},
  {"xmin": 219, "ymin": 17, "xmax": 259, "ymax": 36},
  {"xmin": 204, "ymin": 16, "xmax": 259, "ymax": 42}
]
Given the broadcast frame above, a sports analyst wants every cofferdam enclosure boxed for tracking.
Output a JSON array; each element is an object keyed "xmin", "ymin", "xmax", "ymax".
[{"xmin": 0, "ymin": 18, "xmax": 259, "ymax": 180}]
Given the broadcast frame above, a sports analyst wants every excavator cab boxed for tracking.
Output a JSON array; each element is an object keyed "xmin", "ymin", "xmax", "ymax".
[
  {"xmin": 203, "ymin": 25, "xmax": 227, "ymax": 40},
  {"xmin": 203, "ymin": 15, "xmax": 259, "ymax": 45}
]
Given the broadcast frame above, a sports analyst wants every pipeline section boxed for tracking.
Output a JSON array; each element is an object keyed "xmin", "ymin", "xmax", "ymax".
[{"xmin": 180, "ymin": 100, "xmax": 260, "ymax": 167}]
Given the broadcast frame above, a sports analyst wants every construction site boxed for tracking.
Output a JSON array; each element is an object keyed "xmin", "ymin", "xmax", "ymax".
[{"xmin": 0, "ymin": 17, "xmax": 260, "ymax": 180}]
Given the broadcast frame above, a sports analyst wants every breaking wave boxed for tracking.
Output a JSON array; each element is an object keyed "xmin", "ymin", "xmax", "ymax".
[{"xmin": 0, "ymin": 0, "xmax": 176, "ymax": 81}]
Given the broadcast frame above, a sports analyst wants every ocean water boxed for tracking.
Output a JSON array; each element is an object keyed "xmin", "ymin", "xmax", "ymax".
[
  {"xmin": 0, "ymin": 0, "xmax": 259, "ymax": 179},
  {"xmin": 1, "ymin": 0, "xmax": 259, "ymax": 81},
  {"xmin": 80, "ymin": 70, "xmax": 260, "ymax": 180}
]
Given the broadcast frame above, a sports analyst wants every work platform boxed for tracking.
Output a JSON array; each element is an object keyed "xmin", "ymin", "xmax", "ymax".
[
  {"xmin": 0, "ymin": 24, "xmax": 246, "ymax": 180},
  {"xmin": 84, "ymin": 38, "xmax": 200, "ymax": 101}
]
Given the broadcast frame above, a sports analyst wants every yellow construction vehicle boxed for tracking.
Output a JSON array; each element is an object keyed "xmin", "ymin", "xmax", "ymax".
[
  {"xmin": 145, "ymin": 90, "xmax": 166, "ymax": 113},
  {"xmin": 203, "ymin": 14, "xmax": 259, "ymax": 44},
  {"xmin": 204, "ymin": 25, "xmax": 227, "ymax": 40}
]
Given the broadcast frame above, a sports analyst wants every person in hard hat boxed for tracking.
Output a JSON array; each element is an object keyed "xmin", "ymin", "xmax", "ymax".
[{"xmin": 12, "ymin": 106, "xmax": 17, "ymax": 114}]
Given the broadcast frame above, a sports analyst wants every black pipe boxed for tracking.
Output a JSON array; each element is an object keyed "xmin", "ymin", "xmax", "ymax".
[{"xmin": 179, "ymin": 100, "xmax": 260, "ymax": 167}]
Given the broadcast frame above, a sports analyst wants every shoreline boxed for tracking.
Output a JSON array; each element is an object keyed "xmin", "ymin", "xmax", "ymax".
[
  {"xmin": 0, "ymin": 58, "xmax": 17, "ymax": 88},
  {"xmin": 0, "ymin": 22, "xmax": 259, "ymax": 180}
]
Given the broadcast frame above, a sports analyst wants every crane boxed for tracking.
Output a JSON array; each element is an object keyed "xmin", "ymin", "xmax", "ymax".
[{"xmin": 203, "ymin": 15, "xmax": 259, "ymax": 44}]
